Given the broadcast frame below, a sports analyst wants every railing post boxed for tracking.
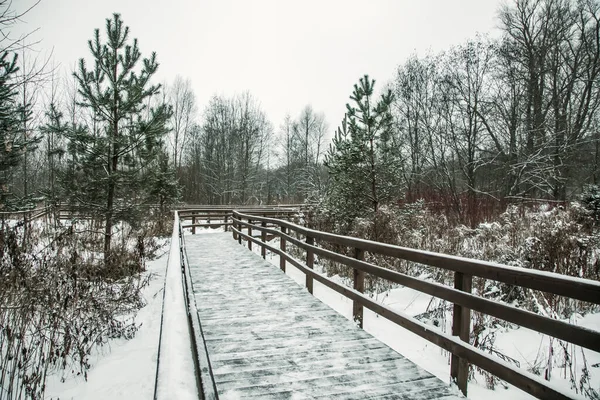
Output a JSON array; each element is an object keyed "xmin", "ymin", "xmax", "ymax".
[
  {"xmin": 237, "ymin": 217, "xmax": 240, "ymax": 239},
  {"xmin": 224, "ymin": 215, "xmax": 228, "ymax": 232},
  {"xmin": 451, "ymin": 271, "xmax": 472, "ymax": 396},
  {"xmin": 248, "ymin": 219, "xmax": 252, "ymax": 251},
  {"xmin": 280, "ymin": 226, "xmax": 287, "ymax": 272},
  {"xmin": 192, "ymin": 215, "xmax": 196, "ymax": 234},
  {"xmin": 261, "ymin": 221, "xmax": 266, "ymax": 259},
  {"xmin": 232, "ymin": 216, "xmax": 237, "ymax": 240},
  {"xmin": 353, "ymin": 248, "xmax": 365, "ymax": 328},
  {"xmin": 306, "ymin": 235, "xmax": 314, "ymax": 294}
]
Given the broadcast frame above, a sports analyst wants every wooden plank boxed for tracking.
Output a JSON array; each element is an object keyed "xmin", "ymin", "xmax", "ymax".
[
  {"xmin": 213, "ymin": 354, "xmax": 412, "ymax": 380},
  {"xmin": 225, "ymin": 223, "xmax": 592, "ymax": 399},
  {"xmin": 178, "ymin": 222, "xmax": 219, "ymax": 399},
  {"xmin": 184, "ymin": 232, "xmax": 459, "ymax": 400},
  {"xmin": 273, "ymin": 246, "xmax": 577, "ymax": 400}
]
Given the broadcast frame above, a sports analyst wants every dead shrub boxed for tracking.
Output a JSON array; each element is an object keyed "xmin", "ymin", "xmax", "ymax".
[{"xmin": 0, "ymin": 220, "xmax": 150, "ymax": 400}]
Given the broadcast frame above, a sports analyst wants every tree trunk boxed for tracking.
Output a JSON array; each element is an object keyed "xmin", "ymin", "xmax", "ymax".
[
  {"xmin": 104, "ymin": 176, "xmax": 115, "ymax": 263},
  {"xmin": 105, "ymin": 59, "xmax": 119, "ymax": 266},
  {"xmin": 369, "ymin": 137, "xmax": 378, "ymax": 213}
]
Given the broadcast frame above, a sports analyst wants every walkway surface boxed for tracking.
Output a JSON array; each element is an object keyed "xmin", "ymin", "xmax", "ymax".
[{"xmin": 184, "ymin": 231, "xmax": 461, "ymax": 400}]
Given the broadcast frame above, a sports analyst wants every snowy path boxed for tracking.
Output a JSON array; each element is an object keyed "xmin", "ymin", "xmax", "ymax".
[{"xmin": 184, "ymin": 231, "xmax": 461, "ymax": 399}]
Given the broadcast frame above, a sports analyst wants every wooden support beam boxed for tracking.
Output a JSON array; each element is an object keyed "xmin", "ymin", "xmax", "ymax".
[
  {"xmin": 248, "ymin": 219, "xmax": 252, "ymax": 251},
  {"xmin": 280, "ymin": 226, "xmax": 287, "ymax": 272},
  {"xmin": 306, "ymin": 235, "xmax": 314, "ymax": 294},
  {"xmin": 261, "ymin": 221, "xmax": 267, "ymax": 259},
  {"xmin": 353, "ymin": 248, "xmax": 365, "ymax": 328},
  {"xmin": 451, "ymin": 271, "xmax": 472, "ymax": 396}
]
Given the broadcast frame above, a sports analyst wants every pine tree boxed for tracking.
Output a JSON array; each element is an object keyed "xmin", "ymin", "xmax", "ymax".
[
  {"xmin": 324, "ymin": 75, "xmax": 399, "ymax": 228},
  {"xmin": 39, "ymin": 103, "xmax": 66, "ymax": 204},
  {"xmin": 73, "ymin": 13, "xmax": 172, "ymax": 264},
  {"xmin": 0, "ymin": 51, "xmax": 36, "ymax": 210},
  {"xmin": 146, "ymin": 147, "xmax": 180, "ymax": 222}
]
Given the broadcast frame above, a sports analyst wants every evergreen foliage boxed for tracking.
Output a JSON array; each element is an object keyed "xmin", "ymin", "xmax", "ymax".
[
  {"xmin": 580, "ymin": 184, "xmax": 600, "ymax": 226},
  {"xmin": 39, "ymin": 103, "xmax": 67, "ymax": 204},
  {"xmin": 72, "ymin": 13, "xmax": 175, "ymax": 262},
  {"xmin": 146, "ymin": 147, "xmax": 180, "ymax": 213},
  {"xmin": 324, "ymin": 75, "xmax": 400, "ymax": 227},
  {"xmin": 0, "ymin": 51, "xmax": 36, "ymax": 210}
]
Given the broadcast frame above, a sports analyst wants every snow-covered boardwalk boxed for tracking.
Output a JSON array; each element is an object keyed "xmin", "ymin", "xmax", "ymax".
[{"xmin": 183, "ymin": 231, "xmax": 460, "ymax": 399}]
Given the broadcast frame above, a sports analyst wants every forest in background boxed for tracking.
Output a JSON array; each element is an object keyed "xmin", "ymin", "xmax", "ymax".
[
  {"xmin": 1, "ymin": 0, "xmax": 600, "ymax": 398},
  {"xmin": 0, "ymin": 4, "xmax": 174, "ymax": 398},
  {"xmin": 3, "ymin": 0, "xmax": 599, "ymax": 231},
  {"xmin": 3, "ymin": 0, "xmax": 599, "ymax": 302}
]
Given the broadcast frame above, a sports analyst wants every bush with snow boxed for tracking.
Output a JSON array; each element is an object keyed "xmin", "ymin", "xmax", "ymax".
[
  {"xmin": 310, "ymin": 199, "xmax": 600, "ymax": 397},
  {"xmin": 0, "ymin": 214, "xmax": 165, "ymax": 400}
]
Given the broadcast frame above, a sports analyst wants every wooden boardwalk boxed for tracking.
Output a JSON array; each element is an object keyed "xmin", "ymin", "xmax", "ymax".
[{"xmin": 184, "ymin": 231, "xmax": 460, "ymax": 400}]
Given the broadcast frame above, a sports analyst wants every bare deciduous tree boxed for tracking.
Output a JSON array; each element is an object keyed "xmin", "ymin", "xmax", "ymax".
[{"xmin": 166, "ymin": 75, "xmax": 197, "ymax": 170}]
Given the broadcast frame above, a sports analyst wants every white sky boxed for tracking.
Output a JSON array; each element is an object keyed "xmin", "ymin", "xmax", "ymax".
[{"xmin": 15, "ymin": 0, "xmax": 503, "ymax": 134}]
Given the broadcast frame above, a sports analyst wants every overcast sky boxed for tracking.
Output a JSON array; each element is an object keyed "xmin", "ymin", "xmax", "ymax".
[{"xmin": 16, "ymin": 0, "xmax": 503, "ymax": 135}]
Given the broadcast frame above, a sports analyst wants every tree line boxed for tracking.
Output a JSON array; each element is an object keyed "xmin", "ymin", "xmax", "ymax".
[
  {"xmin": 327, "ymin": 0, "xmax": 600, "ymax": 228},
  {"xmin": 2, "ymin": 0, "xmax": 600, "ymax": 235},
  {"xmin": 1, "ymin": 7, "xmax": 171, "ymax": 398}
]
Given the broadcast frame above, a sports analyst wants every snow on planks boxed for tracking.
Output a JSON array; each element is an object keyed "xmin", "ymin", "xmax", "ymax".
[{"xmin": 184, "ymin": 232, "xmax": 460, "ymax": 400}]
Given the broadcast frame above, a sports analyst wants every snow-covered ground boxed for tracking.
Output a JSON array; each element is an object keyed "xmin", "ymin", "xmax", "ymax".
[
  {"xmin": 43, "ymin": 226, "xmax": 599, "ymax": 399},
  {"xmin": 44, "ymin": 243, "xmax": 170, "ymax": 400},
  {"xmin": 255, "ymin": 236, "xmax": 600, "ymax": 400}
]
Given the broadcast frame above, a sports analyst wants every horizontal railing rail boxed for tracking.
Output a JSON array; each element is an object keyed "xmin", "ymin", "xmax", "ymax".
[
  {"xmin": 179, "ymin": 209, "xmax": 301, "ymax": 218},
  {"xmin": 177, "ymin": 213, "xmax": 219, "ymax": 399},
  {"xmin": 180, "ymin": 206, "xmax": 303, "ymax": 235},
  {"xmin": 231, "ymin": 211, "xmax": 598, "ymax": 400},
  {"xmin": 176, "ymin": 203, "xmax": 306, "ymax": 210},
  {"xmin": 0, "ymin": 207, "xmax": 50, "ymax": 221},
  {"xmin": 2, "ymin": 205, "xmax": 159, "ymax": 222}
]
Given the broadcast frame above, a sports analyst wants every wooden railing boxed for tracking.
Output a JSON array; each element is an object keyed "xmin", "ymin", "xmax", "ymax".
[
  {"xmin": 179, "ymin": 206, "xmax": 302, "ymax": 235},
  {"xmin": 0, "ymin": 207, "xmax": 50, "ymax": 223},
  {"xmin": 0, "ymin": 205, "xmax": 120, "ymax": 223},
  {"xmin": 231, "ymin": 211, "xmax": 600, "ymax": 400}
]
